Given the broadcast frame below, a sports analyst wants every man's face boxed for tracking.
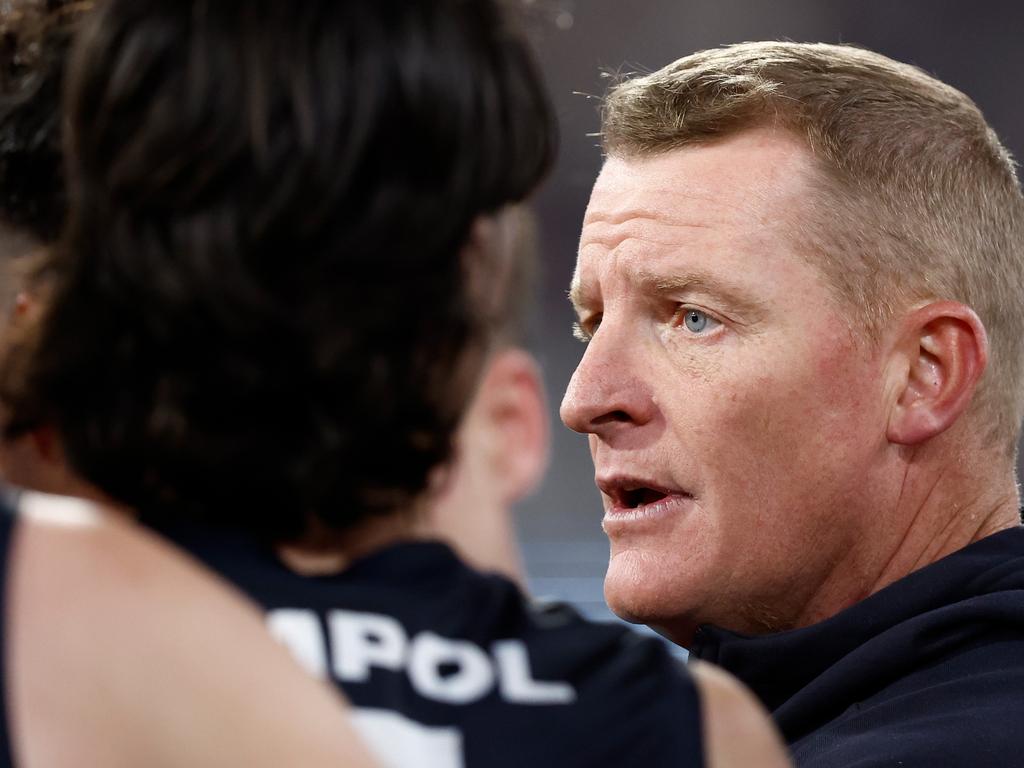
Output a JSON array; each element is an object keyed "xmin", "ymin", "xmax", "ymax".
[{"xmin": 560, "ymin": 128, "xmax": 901, "ymax": 643}]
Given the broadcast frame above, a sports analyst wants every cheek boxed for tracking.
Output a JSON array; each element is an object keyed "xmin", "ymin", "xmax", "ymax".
[
  {"xmin": 807, "ymin": 337, "xmax": 886, "ymax": 449},
  {"xmin": 697, "ymin": 343, "xmax": 881, "ymax": 503}
]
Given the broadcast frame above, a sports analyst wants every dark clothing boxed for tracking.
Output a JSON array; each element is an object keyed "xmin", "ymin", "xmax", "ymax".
[
  {"xmin": 691, "ymin": 526, "xmax": 1024, "ymax": 767},
  {"xmin": 169, "ymin": 529, "xmax": 703, "ymax": 768},
  {"xmin": 0, "ymin": 500, "xmax": 16, "ymax": 768}
]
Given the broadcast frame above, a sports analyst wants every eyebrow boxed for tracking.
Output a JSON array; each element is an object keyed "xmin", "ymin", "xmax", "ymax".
[
  {"xmin": 569, "ymin": 266, "xmax": 766, "ymax": 321},
  {"xmin": 567, "ymin": 276, "xmax": 587, "ymax": 314},
  {"xmin": 642, "ymin": 269, "xmax": 765, "ymax": 314}
]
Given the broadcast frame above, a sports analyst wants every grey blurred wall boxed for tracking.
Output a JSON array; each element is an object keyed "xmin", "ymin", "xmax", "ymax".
[{"xmin": 514, "ymin": 0, "xmax": 1024, "ymax": 621}]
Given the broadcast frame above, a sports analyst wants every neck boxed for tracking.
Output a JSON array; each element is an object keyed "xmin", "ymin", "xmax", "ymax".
[
  {"xmin": 868, "ymin": 459, "xmax": 1019, "ymax": 595},
  {"xmin": 794, "ymin": 436, "xmax": 1020, "ymax": 629},
  {"xmin": 277, "ymin": 508, "xmax": 432, "ymax": 576}
]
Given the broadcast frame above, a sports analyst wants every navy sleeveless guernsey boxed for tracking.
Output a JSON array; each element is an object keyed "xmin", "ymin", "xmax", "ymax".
[{"xmin": 165, "ymin": 527, "xmax": 705, "ymax": 768}]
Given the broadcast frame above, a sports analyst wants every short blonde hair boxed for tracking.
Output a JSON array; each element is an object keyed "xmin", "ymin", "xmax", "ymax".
[{"xmin": 601, "ymin": 41, "xmax": 1024, "ymax": 454}]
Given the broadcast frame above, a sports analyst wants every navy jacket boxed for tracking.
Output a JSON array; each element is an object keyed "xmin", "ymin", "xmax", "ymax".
[{"xmin": 691, "ymin": 526, "xmax": 1024, "ymax": 767}]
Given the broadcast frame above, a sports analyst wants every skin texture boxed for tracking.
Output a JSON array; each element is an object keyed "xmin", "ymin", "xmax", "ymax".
[
  {"xmin": 561, "ymin": 127, "xmax": 1020, "ymax": 645},
  {"xmin": 7, "ymin": 492, "xmax": 377, "ymax": 768}
]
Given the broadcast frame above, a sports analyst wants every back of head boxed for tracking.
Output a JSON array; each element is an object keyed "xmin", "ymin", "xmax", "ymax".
[
  {"xmin": 0, "ymin": 0, "xmax": 556, "ymax": 542},
  {"xmin": 0, "ymin": 0, "xmax": 81, "ymax": 308},
  {"xmin": 601, "ymin": 41, "xmax": 1024, "ymax": 455}
]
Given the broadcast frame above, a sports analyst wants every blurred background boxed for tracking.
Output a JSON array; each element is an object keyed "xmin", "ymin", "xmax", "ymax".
[{"xmin": 514, "ymin": 0, "xmax": 1024, "ymax": 632}]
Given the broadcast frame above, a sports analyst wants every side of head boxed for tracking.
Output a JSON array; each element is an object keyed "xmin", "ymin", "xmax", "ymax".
[
  {"xmin": 0, "ymin": 1, "xmax": 86, "ymax": 493},
  {"xmin": 0, "ymin": 0, "xmax": 80, "ymax": 306},
  {"xmin": 561, "ymin": 41, "xmax": 1024, "ymax": 642},
  {"xmin": 600, "ymin": 41, "xmax": 1024, "ymax": 456},
  {"xmin": 0, "ymin": 0, "xmax": 555, "ymax": 543}
]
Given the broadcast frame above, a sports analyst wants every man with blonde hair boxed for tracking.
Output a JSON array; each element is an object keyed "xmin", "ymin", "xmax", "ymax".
[{"xmin": 562, "ymin": 40, "xmax": 1024, "ymax": 766}]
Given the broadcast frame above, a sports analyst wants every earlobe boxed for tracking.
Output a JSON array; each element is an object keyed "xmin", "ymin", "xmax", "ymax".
[{"xmin": 887, "ymin": 301, "xmax": 988, "ymax": 446}]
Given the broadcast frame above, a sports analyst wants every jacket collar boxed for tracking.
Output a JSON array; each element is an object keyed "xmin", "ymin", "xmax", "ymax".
[{"xmin": 690, "ymin": 527, "xmax": 1024, "ymax": 740}]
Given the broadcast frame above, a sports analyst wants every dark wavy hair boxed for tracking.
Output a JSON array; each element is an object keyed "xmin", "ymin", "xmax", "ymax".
[
  {"xmin": 0, "ymin": 0, "xmax": 84, "ymax": 243},
  {"xmin": 0, "ymin": 0, "xmax": 556, "ymax": 542}
]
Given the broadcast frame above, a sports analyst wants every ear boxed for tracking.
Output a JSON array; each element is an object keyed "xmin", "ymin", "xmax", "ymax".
[
  {"xmin": 473, "ymin": 347, "xmax": 550, "ymax": 504},
  {"xmin": 887, "ymin": 301, "xmax": 988, "ymax": 446}
]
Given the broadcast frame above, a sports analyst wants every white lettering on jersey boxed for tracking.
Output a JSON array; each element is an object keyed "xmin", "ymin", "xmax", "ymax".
[
  {"xmin": 493, "ymin": 640, "xmax": 576, "ymax": 704},
  {"xmin": 351, "ymin": 709, "xmax": 463, "ymax": 768},
  {"xmin": 267, "ymin": 609, "xmax": 328, "ymax": 677},
  {"xmin": 409, "ymin": 632, "xmax": 494, "ymax": 704},
  {"xmin": 330, "ymin": 610, "xmax": 407, "ymax": 682},
  {"xmin": 267, "ymin": 608, "xmax": 577, "ymax": 706}
]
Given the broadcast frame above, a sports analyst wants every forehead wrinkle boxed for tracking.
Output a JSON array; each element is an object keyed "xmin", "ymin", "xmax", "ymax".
[
  {"xmin": 570, "ymin": 225, "xmax": 741, "ymax": 316},
  {"xmin": 585, "ymin": 175, "xmax": 767, "ymax": 225},
  {"xmin": 580, "ymin": 222, "xmax": 713, "ymax": 255},
  {"xmin": 572, "ymin": 184, "xmax": 777, "ymax": 317},
  {"xmin": 581, "ymin": 208, "xmax": 715, "ymax": 231},
  {"xmin": 570, "ymin": 231, "xmax": 667, "ymax": 314}
]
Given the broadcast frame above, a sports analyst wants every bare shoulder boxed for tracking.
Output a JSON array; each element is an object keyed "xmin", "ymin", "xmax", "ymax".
[
  {"xmin": 8, "ymin": 492, "xmax": 375, "ymax": 768},
  {"xmin": 689, "ymin": 660, "xmax": 792, "ymax": 768},
  {"xmin": 12, "ymin": 491, "xmax": 265, "ymax": 657}
]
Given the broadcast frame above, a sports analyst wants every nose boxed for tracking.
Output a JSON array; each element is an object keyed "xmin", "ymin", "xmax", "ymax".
[{"xmin": 559, "ymin": 324, "xmax": 655, "ymax": 437}]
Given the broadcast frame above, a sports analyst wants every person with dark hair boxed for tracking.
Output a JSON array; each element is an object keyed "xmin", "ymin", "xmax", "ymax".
[
  {"xmin": 0, "ymin": 5, "xmax": 379, "ymax": 767},
  {"xmin": 0, "ymin": 0, "xmax": 70, "ymax": 237},
  {"xmin": 0, "ymin": 0, "xmax": 76, "ymax": 493},
  {"xmin": 0, "ymin": 1, "xmax": 790, "ymax": 766},
  {"xmin": 561, "ymin": 41, "xmax": 1024, "ymax": 767}
]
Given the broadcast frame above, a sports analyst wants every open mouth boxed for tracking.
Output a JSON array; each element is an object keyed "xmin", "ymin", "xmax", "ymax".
[
  {"xmin": 598, "ymin": 477, "xmax": 691, "ymax": 513},
  {"xmin": 620, "ymin": 487, "xmax": 669, "ymax": 509},
  {"xmin": 597, "ymin": 477, "xmax": 694, "ymax": 532}
]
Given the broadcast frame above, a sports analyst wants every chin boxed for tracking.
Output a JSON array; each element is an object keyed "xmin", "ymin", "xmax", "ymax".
[{"xmin": 603, "ymin": 547, "xmax": 701, "ymax": 633}]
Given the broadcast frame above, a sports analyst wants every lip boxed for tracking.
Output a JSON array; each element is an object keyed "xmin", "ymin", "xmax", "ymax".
[{"xmin": 596, "ymin": 474, "xmax": 694, "ymax": 534}]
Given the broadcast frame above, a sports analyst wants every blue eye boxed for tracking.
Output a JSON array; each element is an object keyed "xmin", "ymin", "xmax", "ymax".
[{"xmin": 683, "ymin": 309, "xmax": 711, "ymax": 333}]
